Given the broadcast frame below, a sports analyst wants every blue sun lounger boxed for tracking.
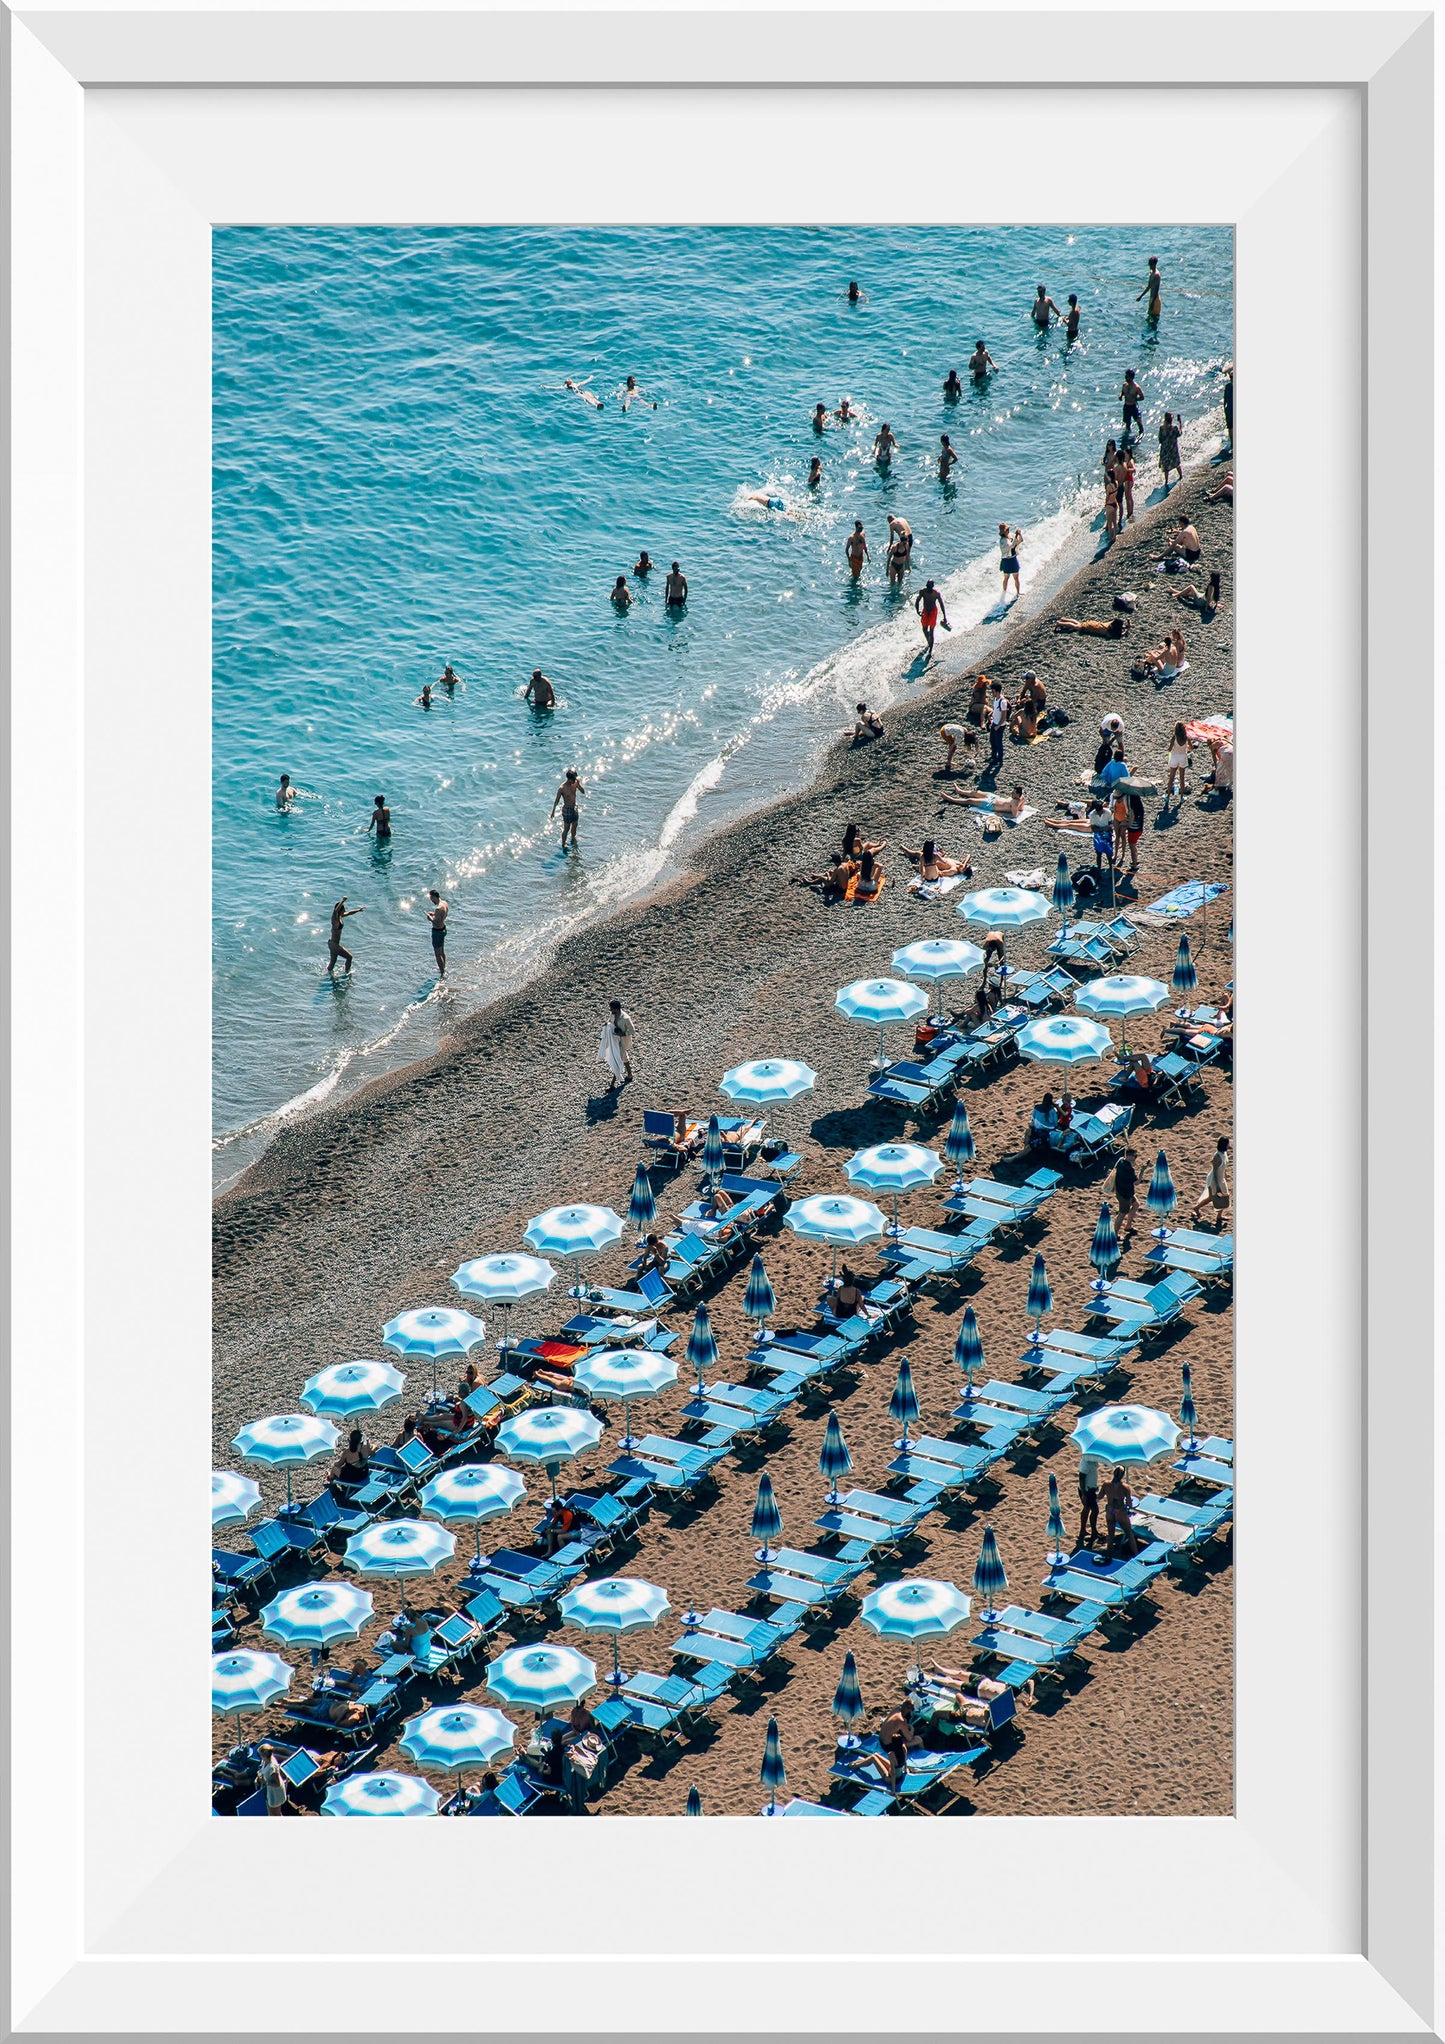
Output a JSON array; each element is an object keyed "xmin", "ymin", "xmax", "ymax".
[
  {"xmin": 955, "ymin": 1378, "xmax": 1072, "ymax": 1432},
  {"xmin": 1172, "ymin": 1437, "xmax": 1235, "ymax": 1487},
  {"xmin": 1006, "ymin": 965, "xmax": 1075, "ymax": 1010},
  {"xmin": 1132, "ymin": 1489, "xmax": 1234, "ymax": 1554},
  {"xmin": 1086, "ymin": 1269, "xmax": 1202, "ymax": 1337},
  {"xmin": 212, "ymin": 1516, "xmax": 294, "ymax": 1600},
  {"xmin": 671, "ymin": 1604, "xmax": 807, "ymax": 1675},
  {"xmin": 609, "ymin": 1434, "xmax": 725, "ymax": 1498},
  {"xmin": 586, "ymin": 1267, "xmax": 676, "ymax": 1317},
  {"xmin": 830, "ymin": 1736, "xmax": 983, "ymax": 1808},
  {"xmin": 747, "ymin": 1545, "xmax": 869, "ymax": 1607},
  {"xmin": 604, "ymin": 1665, "xmax": 734, "ymax": 1744},
  {"xmin": 1040, "ymin": 1541, "xmax": 1172, "ymax": 1610}
]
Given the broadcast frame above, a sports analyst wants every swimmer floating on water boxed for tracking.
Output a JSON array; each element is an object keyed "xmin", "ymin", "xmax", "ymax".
[
  {"xmin": 841, "ymin": 280, "xmax": 868, "ymax": 303},
  {"xmin": 437, "ymin": 664, "xmax": 465, "ymax": 695},
  {"xmin": 564, "ymin": 377, "xmax": 603, "ymax": 410},
  {"xmin": 743, "ymin": 490, "xmax": 786, "ymax": 512},
  {"xmin": 621, "ymin": 375, "xmax": 656, "ymax": 411},
  {"xmin": 835, "ymin": 397, "xmax": 856, "ymax": 422},
  {"xmin": 414, "ymin": 682, "xmax": 434, "ymax": 709}
]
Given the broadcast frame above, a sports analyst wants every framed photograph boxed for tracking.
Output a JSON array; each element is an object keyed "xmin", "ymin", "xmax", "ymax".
[{"xmin": 8, "ymin": 8, "xmax": 1434, "ymax": 2037}]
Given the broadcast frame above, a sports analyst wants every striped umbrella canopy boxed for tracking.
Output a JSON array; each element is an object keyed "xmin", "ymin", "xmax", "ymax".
[
  {"xmin": 958, "ymin": 887, "xmax": 1050, "ymax": 969},
  {"xmin": 1074, "ymin": 974, "xmax": 1170, "ymax": 1053},
  {"xmin": 751, "ymin": 1472, "xmax": 783, "ymax": 1563},
  {"xmin": 1071, "ymin": 1404, "xmax": 1181, "ymax": 1467},
  {"xmin": 835, "ymin": 976, "xmax": 930, "ymax": 1070},
  {"xmin": 211, "ymin": 1469, "xmax": 262, "ymax": 1530},
  {"xmin": 523, "ymin": 1204, "xmax": 626, "ymax": 1295},
  {"xmin": 301, "ymin": 1358, "xmax": 406, "ymax": 1419},
  {"xmin": 321, "ymin": 1771, "xmax": 440, "ymax": 1818},
  {"xmin": 786, "ymin": 1193, "xmax": 888, "ymax": 1246},
  {"xmin": 232, "ymin": 1412, "xmax": 338, "ymax": 1510},
  {"xmin": 943, "ymin": 1100, "xmax": 975, "ymax": 1182},
  {"xmin": 1046, "ymin": 1473, "xmax": 1069, "ymax": 1566},
  {"xmin": 418, "ymin": 1463, "xmax": 526, "ymax": 1564},
  {"xmin": 845, "ymin": 1141, "xmax": 944, "ymax": 1235},
  {"xmin": 760, "ymin": 1717, "xmax": 787, "ymax": 1815},
  {"xmin": 972, "ymin": 1526, "xmax": 1008, "ymax": 1621},
  {"xmin": 700, "ymin": 1115, "xmax": 726, "ymax": 1180},
  {"xmin": 686, "ymin": 1304, "xmax": 719, "ymax": 1393},
  {"xmin": 686, "ymin": 1784, "xmax": 703, "ymax": 1816},
  {"xmin": 260, "ymin": 1581, "xmax": 375, "ymax": 1650},
  {"xmin": 889, "ymin": 1356, "xmax": 920, "ymax": 1448},
  {"xmin": 818, "ymin": 1410, "xmax": 853, "ymax": 1502},
  {"xmin": 486, "ymin": 1642, "xmax": 597, "ymax": 1712},
  {"xmin": 627, "ymin": 1161, "xmax": 657, "ymax": 1236},
  {"xmin": 1052, "ymin": 852, "xmax": 1076, "ymax": 934},
  {"xmin": 1018, "ymin": 1016, "xmax": 1114, "ymax": 1067},
  {"xmin": 720, "ymin": 1057, "xmax": 817, "ymax": 1104},
  {"xmin": 1089, "ymin": 1203, "xmax": 1121, "ymax": 1294},
  {"xmin": 212, "ymin": 1649, "xmax": 292, "ymax": 1719},
  {"xmin": 342, "ymin": 1520, "xmax": 456, "ymax": 1612},
  {"xmin": 953, "ymin": 1305, "xmax": 985, "ymax": 1396},
  {"xmin": 573, "ymin": 1348, "xmax": 678, "ymax": 1451},
  {"xmin": 831, "ymin": 1651, "xmax": 866, "ymax": 1746},
  {"xmin": 742, "ymin": 1253, "xmax": 776, "ymax": 1326},
  {"xmin": 1179, "ymin": 1362, "xmax": 1198, "ymax": 1449},
  {"xmin": 382, "ymin": 1307, "xmax": 487, "ymax": 1397},
  {"xmin": 559, "ymin": 1576, "xmax": 671, "ymax": 1689},
  {"xmin": 1026, "ymin": 1252, "xmax": 1053, "ymax": 1337},
  {"xmin": 400, "ymin": 1703, "xmax": 516, "ymax": 1779},
  {"xmin": 860, "ymin": 1578, "xmax": 972, "ymax": 1673},
  {"xmin": 496, "ymin": 1405, "xmax": 605, "ymax": 1497},
  {"xmin": 1146, "ymin": 1150, "xmax": 1177, "ymax": 1243},
  {"xmin": 891, "ymin": 937, "xmax": 985, "ymax": 983},
  {"xmin": 450, "ymin": 1251, "xmax": 556, "ymax": 1305},
  {"xmin": 1171, "ymin": 935, "xmax": 1198, "ymax": 999}
]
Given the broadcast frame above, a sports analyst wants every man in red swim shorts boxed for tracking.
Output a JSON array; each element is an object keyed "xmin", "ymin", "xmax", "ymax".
[{"xmin": 913, "ymin": 578, "xmax": 951, "ymax": 658}]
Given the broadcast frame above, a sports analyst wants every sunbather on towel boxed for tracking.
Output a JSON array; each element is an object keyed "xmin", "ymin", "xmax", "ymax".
[
  {"xmin": 900, "ymin": 837, "xmax": 972, "ymax": 882},
  {"xmin": 940, "ymin": 783, "xmax": 1027, "ymax": 817},
  {"xmin": 1054, "ymin": 615, "xmax": 1129, "ymax": 638},
  {"xmin": 851, "ymin": 850, "xmax": 886, "ymax": 900},
  {"xmin": 1132, "ymin": 627, "xmax": 1186, "ymax": 678},
  {"xmin": 791, "ymin": 852, "xmax": 855, "ymax": 900}
]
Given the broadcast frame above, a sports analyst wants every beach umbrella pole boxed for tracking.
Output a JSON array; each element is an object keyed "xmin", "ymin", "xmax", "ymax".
[{"xmin": 610, "ymin": 1637, "xmax": 623, "ymax": 1690}]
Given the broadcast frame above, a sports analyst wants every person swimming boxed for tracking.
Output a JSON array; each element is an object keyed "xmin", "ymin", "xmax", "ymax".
[
  {"xmin": 564, "ymin": 377, "xmax": 603, "ymax": 410},
  {"xmin": 812, "ymin": 401, "xmax": 828, "ymax": 432},
  {"xmin": 835, "ymin": 397, "xmax": 855, "ymax": 422},
  {"xmin": 437, "ymin": 663, "xmax": 464, "ymax": 694},
  {"xmin": 943, "ymin": 368, "xmax": 963, "ymax": 400},
  {"xmin": 744, "ymin": 490, "xmax": 786, "ymax": 512},
  {"xmin": 525, "ymin": 669, "xmax": 556, "ymax": 710},
  {"xmin": 622, "ymin": 374, "xmax": 656, "ymax": 410},
  {"xmin": 276, "ymin": 773, "xmax": 294, "ymax": 809},
  {"xmin": 842, "ymin": 280, "xmax": 867, "ymax": 304},
  {"xmin": 969, "ymin": 339, "xmax": 996, "ymax": 380},
  {"xmin": 634, "ymin": 551, "xmax": 653, "ymax": 577},
  {"xmin": 611, "ymin": 575, "xmax": 634, "ymax": 607},
  {"xmin": 414, "ymin": 682, "xmax": 433, "ymax": 709},
  {"xmin": 807, "ymin": 456, "xmax": 822, "ymax": 488}
]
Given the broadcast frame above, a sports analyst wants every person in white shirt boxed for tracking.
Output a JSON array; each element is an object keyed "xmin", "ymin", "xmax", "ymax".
[
  {"xmin": 598, "ymin": 1000, "xmax": 635, "ymax": 1091},
  {"xmin": 988, "ymin": 683, "xmax": 1012, "ymax": 770},
  {"xmin": 1192, "ymin": 1136, "xmax": 1231, "ymax": 1227},
  {"xmin": 257, "ymin": 1745, "xmax": 288, "ymax": 1817}
]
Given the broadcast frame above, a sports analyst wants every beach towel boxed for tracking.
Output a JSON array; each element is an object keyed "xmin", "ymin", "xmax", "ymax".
[
  {"xmin": 1005, "ymin": 869, "xmax": 1046, "ymax": 890},
  {"xmin": 1155, "ymin": 661, "xmax": 1191, "ymax": 682},
  {"xmin": 1186, "ymin": 716, "xmax": 1233, "ymax": 745},
  {"xmin": 1144, "ymin": 881, "xmax": 1230, "ymax": 919},
  {"xmin": 973, "ymin": 804, "xmax": 1037, "ymax": 830},
  {"xmin": 908, "ymin": 874, "xmax": 962, "ymax": 899},
  {"xmin": 844, "ymin": 874, "xmax": 888, "ymax": 903}
]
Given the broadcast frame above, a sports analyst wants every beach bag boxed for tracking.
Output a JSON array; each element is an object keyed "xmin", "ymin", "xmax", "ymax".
[{"xmin": 1072, "ymin": 869, "xmax": 1098, "ymax": 899}]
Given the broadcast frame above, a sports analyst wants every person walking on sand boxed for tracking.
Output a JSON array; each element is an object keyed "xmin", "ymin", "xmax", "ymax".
[
  {"xmin": 599, "ymin": 999, "xmax": 635, "ymax": 1091},
  {"xmin": 1114, "ymin": 1144, "xmax": 1139, "ymax": 1239},
  {"xmin": 1077, "ymin": 1451, "xmax": 1102, "ymax": 1549},
  {"xmin": 873, "ymin": 422, "xmax": 898, "ymax": 466},
  {"xmin": 1120, "ymin": 369, "xmax": 1145, "ymax": 442},
  {"xmin": 1192, "ymin": 1135, "xmax": 1231, "ymax": 1228},
  {"xmin": 326, "ymin": 898, "xmax": 363, "ymax": 975},
  {"xmin": 664, "ymin": 561, "xmax": 688, "ymax": 608},
  {"xmin": 845, "ymin": 520, "xmax": 870, "ymax": 580},
  {"xmin": 367, "ymin": 794, "xmax": 392, "ymax": 843},
  {"xmin": 525, "ymin": 669, "xmax": 556, "ymax": 710},
  {"xmin": 1031, "ymin": 284, "xmax": 1062, "ymax": 330},
  {"xmin": 426, "ymin": 889, "xmax": 448, "ymax": 974},
  {"xmin": 1137, "ymin": 255, "xmax": 1163, "ymax": 319},
  {"xmin": 1159, "ymin": 411, "xmax": 1183, "ymax": 492},
  {"xmin": 551, "ymin": 768, "xmax": 585, "ymax": 850},
  {"xmin": 998, "ymin": 523, "xmax": 1022, "ymax": 602},
  {"xmin": 969, "ymin": 338, "xmax": 997, "ymax": 381},
  {"xmin": 257, "ymin": 1744, "xmax": 288, "ymax": 1818},
  {"xmin": 914, "ymin": 578, "xmax": 950, "ymax": 657}
]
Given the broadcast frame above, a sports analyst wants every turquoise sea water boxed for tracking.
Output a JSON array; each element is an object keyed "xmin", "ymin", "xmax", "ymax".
[{"xmin": 213, "ymin": 224, "xmax": 1232, "ymax": 1176}]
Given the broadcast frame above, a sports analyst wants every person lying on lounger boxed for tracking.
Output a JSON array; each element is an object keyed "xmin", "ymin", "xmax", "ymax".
[
  {"xmin": 1053, "ymin": 616, "xmax": 1129, "ymax": 637},
  {"xmin": 899, "ymin": 838, "xmax": 972, "ymax": 881},
  {"xmin": 637, "ymin": 1234, "xmax": 670, "ymax": 1281},
  {"xmin": 927, "ymin": 1663, "xmax": 1032, "ymax": 1714},
  {"xmin": 940, "ymin": 783, "xmax": 1027, "ymax": 817}
]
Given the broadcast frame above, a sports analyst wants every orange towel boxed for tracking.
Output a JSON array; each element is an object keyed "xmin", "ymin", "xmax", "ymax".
[{"xmin": 845, "ymin": 874, "xmax": 888, "ymax": 903}]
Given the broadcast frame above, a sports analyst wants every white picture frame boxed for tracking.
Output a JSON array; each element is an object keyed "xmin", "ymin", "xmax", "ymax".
[{"xmin": 6, "ymin": 7, "xmax": 1435, "ymax": 2036}]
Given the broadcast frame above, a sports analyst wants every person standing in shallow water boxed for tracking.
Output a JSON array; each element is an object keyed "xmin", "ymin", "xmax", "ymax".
[
  {"xmin": 551, "ymin": 768, "xmax": 585, "ymax": 850},
  {"xmin": 664, "ymin": 561, "xmax": 688, "ymax": 608},
  {"xmin": 426, "ymin": 889, "xmax": 448, "ymax": 974},
  {"xmin": 1137, "ymin": 255, "xmax": 1162, "ymax": 319},
  {"xmin": 845, "ymin": 521, "xmax": 870, "ymax": 581},
  {"xmin": 326, "ymin": 898, "xmax": 363, "ymax": 975},
  {"xmin": 367, "ymin": 794, "xmax": 391, "ymax": 843}
]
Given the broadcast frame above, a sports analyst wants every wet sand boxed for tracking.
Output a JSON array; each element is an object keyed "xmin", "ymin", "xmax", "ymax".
[{"xmin": 215, "ymin": 460, "xmax": 1234, "ymax": 1814}]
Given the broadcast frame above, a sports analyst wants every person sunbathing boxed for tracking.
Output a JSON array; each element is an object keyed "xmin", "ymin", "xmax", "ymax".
[
  {"xmin": 852, "ymin": 850, "xmax": 885, "ymax": 900},
  {"xmin": 1010, "ymin": 674, "xmax": 1047, "ymax": 737},
  {"xmin": 792, "ymin": 853, "xmax": 855, "ymax": 900},
  {"xmin": 1174, "ymin": 571, "xmax": 1221, "ymax": 615},
  {"xmin": 926, "ymin": 1663, "xmax": 1029, "ymax": 1714},
  {"xmin": 1170, "ymin": 517, "xmax": 1202, "ymax": 561},
  {"xmin": 940, "ymin": 783, "xmax": 1026, "ymax": 817},
  {"xmin": 1053, "ymin": 616, "xmax": 1128, "ymax": 637},
  {"xmin": 636, "ymin": 1234, "xmax": 670, "ymax": 1281},
  {"xmin": 900, "ymin": 838, "xmax": 971, "ymax": 882},
  {"xmin": 1133, "ymin": 628, "xmax": 1186, "ymax": 677},
  {"xmin": 841, "ymin": 822, "xmax": 886, "ymax": 860},
  {"xmin": 1121, "ymin": 1052, "xmax": 1157, "ymax": 1095},
  {"xmin": 853, "ymin": 1703, "xmax": 925, "ymax": 1788},
  {"xmin": 1207, "ymin": 470, "xmax": 1233, "ymax": 504}
]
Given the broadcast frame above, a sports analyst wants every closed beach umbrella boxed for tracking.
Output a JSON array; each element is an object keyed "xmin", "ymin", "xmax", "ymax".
[
  {"xmin": 1046, "ymin": 1473, "xmax": 1068, "ymax": 1567},
  {"xmin": 973, "ymin": 1526, "xmax": 1008, "ymax": 1622},
  {"xmin": 400, "ymin": 1704, "xmax": 515, "ymax": 1789},
  {"xmin": 700, "ymin": 1115, "xmax": 726, "ymax": 1180},
  {"xmin": 958, "ymin": 886, "xmax": 1050, "ymax": 968},
  {"xmin": 418, "ymin": 1462, "xmax": 526, "ymax": 1564},
  {"xmin": 720, "ymin": 1057, "xmax": 816, "ymax": 1104},
  {"xmin": 1171, "ymin": 935, "xmax": 1198, "ymax": 1000},
  {"xmin": 523, "ymin": 1203, "xmax": 626, "ymax": 1296},
  {"xmin": 1026, "ymin": 1252, "xmax": 1053, "ymax": 1339},
  {"xmin": 818, "ymin": 1410, "xmax": 853, "ymax": 1502},
  {"xmin": 686, "ymin": 1304, "xmax": 719, "ymax": 1393},
  {"xmin": 1018, "ymin": 1016, "xmax": 1114, "ymax": 1067},
  {"xmin": 1052, "ymin": 852, "xmax": 1075, "ymax": 939},
  {"xmin": 211, "ymin": 1469, "xmax": 262, "ymax": 1530},
  {"xmin": 846, "ymin": 1141, "xmax": 944, "ymax": 1235},
  {"xmin": 321, "ymin": 1771, "xmax": 440, "ymax": 1818},
  {"xmin": 1146, "ymin": 1149, "xmax": 1177, "ymax": 1243},
  {"xmin": 944, "ymin": 1100, "xmax": 975, "ymax": 1185},
  {"xmin": 832, "ymin": 1651, "xmax": 866, "ymax": 1747},
  {"xmin": 232, "ymin": 1412, "xmax": 338, "ymax": 1511},
  {"xmin": 1074, "ymin": 974, "xmax": 1169, "ymax": 1053},
  {"xmin": 861, "ymin": 1577, "xmax": 972, "ymax": 1674},
  {"xmin": 1089, "ymin": 1202, "xmax": 1120, "ymax": 1297},
  {"xmin": 742, "ymin": 1253, "xmax": 776, "ymax": 1327},
  {"xmin": 751, "ymin": 1472, "xmax": 783, "ymax": 1564},
  {"xmin": 496, "ymin": 1404, "xmax": 605, "ymax": 1498},
  {"xmin": 261, "ymin": 1581, "xmax": 374, "ymax": 1651},
  {"xmin": 953, "ymin": 1305, "xmax": 984, "ymax": 1397},
  {"xmin": 889, "ymin": 1356, "xmax": 920, "ymax": 1448},
  {"xmin": 686, "ymin": 1784, "xmax": 703, "ymax": 1816},
  {"xmin": 212, "ymin": 1648, "xmax": 292, "ymax": 1720},
  {"xmin": 891, "ymin": 937, "xmax": 985, "ymax": 984},
  {"xmin": 559, "ymin": 1575, "xmax": 671, "ymax": 1689},
  {"xmin": 760, "ymin": 1716, "xmax": 787, "ymax": 1815},
  {"xmin": 301, "ymin": 1358, "xmax": 406, "ymax": 1419},
  {"xmin": 1179, "ymin": 1361, "xmax": 1198, "ymax": 1449},
  {"xmin": 785, "ymin": 1191, "xmax": 888, "ymax": 1281},
  {"xmin": 1071, "ymin": 1404, "xmax": 1180, "ymax": 1467},
  {"xmin": 451, "ymin": 1251, "xmax": 555, "ymax": 1349},
  {"xmin": 573, "ymin": 1347, "xmax": 678, "ymax": 1451},
  {"xmin": 382, "ymin": 1307, "xmax": 486, "ymax": 1398},
  {"xmin": 343, "ymin": 1519, "xmax": 456, "ymax": 1612},
  {"xmin": 835, "ymin": 976, "xmax": 930, "ymax": 1070},
  {"xmin": 486, "ymin": 1642, "xmax": 597, "ymax": 1712},
  {"xmin": 627, "ymin": 1161, "xmax": 657, "ymax": 1237}
]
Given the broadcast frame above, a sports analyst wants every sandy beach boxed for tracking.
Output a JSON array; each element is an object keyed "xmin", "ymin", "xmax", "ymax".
[{"xmin": 215, "ymin": 460, "xmax": 1234, "ymax": 1815}]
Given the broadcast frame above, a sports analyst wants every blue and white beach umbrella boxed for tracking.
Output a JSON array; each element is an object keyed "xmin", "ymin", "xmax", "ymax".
[
  {"xmin": 573, "ymin": 1348, "xmax": 678, "ymax": 1450},
  {"xmin": 760, "ymin": 1716, "xmax": 787, "ymax": 1815},
  {"xmin": 1071, "ymin": 1404, "xmax": 1181, "ymax": 1467},
  {"xmin": 958, "ymin": 887, "xmax": 1051, "ymax": 968},
  {"xmin": 1026, "ymin": 1252, "xmax": 1053, "ymax": 1339},
  {"xmin": 944, "ymin": 1100, "xmax": 975, "ymax": 1184},
  {"xmin": 972, "ymin": 1526, "xmax": 1008, "ymax": 1622},
  {"xmin": 232, "ymin": 1412, "xmax": 338, "ymax": 1510},
  {"xmin": 559, "ymin": 1576, "xmax": 671, "ymax": 1689},
  {"xmin": 686, "ymin": 1304, "xmax": 719, "ymax": 1393},
  {"xmin": 1046, "ymin": 1473, "xmax": 1069, "ymax": 1566},
  {"xmin": 1171, "ymin": 935, "xmax": 1198, "ymax": 1000},
  {"xmin": 700, "ymin": 1115, "xmax": 726, "ymax": 1181},
  {"xmin": 261, "ymin": 1581, "xmax": 375, "ymax": 1651},
  {"xmin": 211, "ymin": 1469, "xmax": 262, "ymax": 1530},
  {"xmin": 496, "ymin": 1404, "xmax": 605, "ymax": 1497},
  {"xmin": 742, "ymin": 1253, "xmax": 776, "ymax": 1327},
  {"xmin": 486, "ymin": 1642, "xmax": 597, "ymax": 1712},
  {"xmin": 450, "ymin": 1251, "xmax": 555, "ymax": 1347},
  {"xmin": 751, "ymin": 1472, "xmax": 783, "ymax": 1563},
  {"xmin": 686, "ymin": 1784, "xmax": 703, "ymax": 1816},
  {"xmin": 382, "ymin": 1307, "xmax": 486, "ymax": 1396},
  {"xmin": 846, "ymin": 1141, "xmax": 944, "ymax": 1234},
  {"xmin": 891, "ymin": 937, "xmax": 985, "ymax": 983},
  {"xmin": 1018, "ymin": 1016, "xmax": 1114, "ymax": 1067},
  {"xmin": 1179, "ymin": 1362, "xmax": 1198, "ymax": 1449},
  {"xmin": 818, "ymin": 1410, "xmax": 853, "ymax": 1502},
  {"xmin": 720, "ymin": 1058, "xmax": 817, "ymax": 1104},
  {"xmin": 786, "ymin": 1193, "xmax": 888, "ymax": 1247},
  {"xmin": 861, "ymin": 1578, "xmax": 972, "ymax": 1673},
  {"xmin": 1075, "ymin": 975, "xmax": 1170, "ymax": 1053},
  {"xmin": 321, "ymin": 1771, "xmax": 440, "ymax": 1818},
  {"xmin": 523, "ymin": 1203, "xmax": 626, "ymax": 1295},
  {"xmin": 400, "ymin": 1704, "xmax": 516, "ymax": 1780},
  {"xmin": 953, "ymin": 1305, "xmax": 985, "ymax": 1396},
  {"xmin": 889, "ymin": 1356, "xmax": 920, "ymax": 1449},
  {"xmin": 1089, "ymin": 1202, "xmax": 1120, "ymax": 1297},
  {"xmin": 1052, "ymin": 852, "xmax": 1076, "ymax": 935},
  {"xmin": 212, "ymin": 1648, "xmax": 292, "ymax": 1719},
  {"xmin": 343, "ymin": 1519, "xmax": 456, "ymax": 1610},
  {"xmin": 831, "ymin": 1651, "xmax": 866, "ymax": 1747},
  {"xmin": 418, "ymin": 1462, "xmax": 526, "ymax": 1563},
  {"xmin": 835, "ymin": 976, "xmax": 930, "ymax": 1069},
  {"xmin": 1147, "ymin": 1150, "xmax": 1177, "ymax": 1243},
  {"xmin": 301, "ymin": 1358, "xmax": 406, "ymax": 1419},
  {"xmin": 627, "ymin": 1161, "xmax": 657, "ymax": 1237}
]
